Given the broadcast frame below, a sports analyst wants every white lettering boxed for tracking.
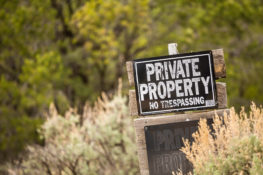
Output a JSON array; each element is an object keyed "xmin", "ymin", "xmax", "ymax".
[
  {"xmin": 176, "ymin": 60, "xmax": 186, "ymax": 78},
  {"xmin": 140, "ymin": 84, "xmax": 148, "ymax": 101},
  {"xmin": 175, "ymin": 80, "xmax": 184, "ymax": 97},
  {"xmin": 148, "ymin": 83, "xmax": 158, "ymax": 100},
  {"xmin": 146, "ymin": 64, "xmax": 155, "ymax": 82},
  {"xmin": 201, "ymin": 76, "xmax": 210, "ymax": 94},
  {"xmin": 166, "ymin": 80, "xmax": 175, "ymax": 98},
  {"xmin": 192, "ymin": 77, "xmax": 200, "ymax": 95},
  {"xmin": 155, "ymin": 62, "xmax": 164, "ymax": 81},
  {"xmin": 157, "ymin": 81, "xmax": 166, "ymax": 99},
  {"xmin": 183, "ymin": 78, "xmax": 193, "ymax": 96},
  {"xmin": 191, "ymin": 58, "xmax": 201, "ymax": 76}
]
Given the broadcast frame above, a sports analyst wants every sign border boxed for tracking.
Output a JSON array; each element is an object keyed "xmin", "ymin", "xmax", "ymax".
[{"xmin": 133, "ymin": 50, "xmax": 218, "ymax": 116}]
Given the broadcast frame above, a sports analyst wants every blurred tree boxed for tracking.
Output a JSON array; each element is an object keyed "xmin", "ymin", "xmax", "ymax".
[
  {"xmin": 70, "ymin": 0, "xmax": 151, "ymax": 92},
  {"xmin": 19, "ymin": 52, "xmax": 71, "ymax": 116},
  {"xmin": 0, "ymin": 0, "xmax": 53, "ymax": 162},
  {"xmin": 0, "ymin": 0, "xmax": 80, "ymax": 162},
  {"xmin": 0, "ymin": 76, "xmax": 42, "ymax": 163}
]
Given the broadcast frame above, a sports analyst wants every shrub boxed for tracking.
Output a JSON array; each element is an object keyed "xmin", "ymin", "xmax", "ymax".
[
  {"xmin": 181, "ymin": 103, "xmax": 263, "ymax": 175},
  {"xmin": 7, "ymin": 87, "xmax": 139, "ymax": 175}
]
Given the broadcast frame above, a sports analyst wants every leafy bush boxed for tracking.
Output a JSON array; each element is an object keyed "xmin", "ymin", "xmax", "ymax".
[
  {"xmin": 181, "ymin": 103, "xmax": 263, "ymax": 175},
  {"xmin": 7, "ymin": 88, "xmax": 139, "ymax": 175}
]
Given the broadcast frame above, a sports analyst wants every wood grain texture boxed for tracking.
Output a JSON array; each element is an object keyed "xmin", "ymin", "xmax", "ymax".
[
  {"xmin": 126, "ymin": 49, "xmax": 226, "ymax": 87},
  {"xmin": 129, "ymin": 82, "xmax": 228, "ymax": 116},
  {"xmin": 212, "ymin": 49, "xmax": 226, "ymax": 79},
  {"xmin": 129, "ymin": 90, "xmax": 138, "ymax": 116},
  {"xmin": 216, "ymin": 82, "xmax": 228, "ymax": 109},
  {"xmin": 126, "ymin": 61, "xmax": 134, "ymax": 87},
  {"xmin": 134, "ymin": 109, "xmax": 230, "ymax": 175}
]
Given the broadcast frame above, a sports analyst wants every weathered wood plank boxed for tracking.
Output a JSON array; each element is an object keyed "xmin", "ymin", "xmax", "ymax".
[
  {"xmin": 216, "ymin": 82, "xmax": 228, "ymax": 109},
  {"xmin": 126, "ymin": 60, "xmax": 134, "ymax": 87},
  {"xmin": 126, "ymin": 49, "xmax": 226, "ymax": 86},
  {"xmin": 129, "ymin": 82, "xmax": 227, "ymax": 116},
  {"xmin": 129, "ymin": 90, "xmax": 138, "ymax": 116},
  {"xmin": 134, "ymin": 109, "xmax": 230, "ymax": 175},
  {"xmin": 212, "ymin": 49, "xmax": 226, "ymax": 79}
]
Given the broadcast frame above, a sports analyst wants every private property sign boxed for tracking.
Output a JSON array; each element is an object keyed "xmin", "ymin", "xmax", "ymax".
[{"xmin": 133, "ymin": 51, "xmax": 217, "ymax": 115}]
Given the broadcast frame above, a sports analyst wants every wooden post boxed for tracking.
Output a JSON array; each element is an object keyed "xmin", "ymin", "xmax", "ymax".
[{"xmin": 168, "ymin": 43, "xmax": 179, "ymax": 55}]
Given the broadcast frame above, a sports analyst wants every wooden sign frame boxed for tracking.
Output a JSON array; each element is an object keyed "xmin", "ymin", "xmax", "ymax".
[
  {"xmin": 127, "ymin": 49, "xmax": 227, "ymax": 116},
  {"xmin": 126, "ymin": 48, "xmax": 228, "ymax": 175}
]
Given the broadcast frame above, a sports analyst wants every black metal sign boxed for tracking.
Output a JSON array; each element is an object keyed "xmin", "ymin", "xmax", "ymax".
[
  {"xmin": 133, "ymin": 51, "xmax": 217, "ymax": 115},
  {"xmin": 144, "ymin": 119, "xmax": 213, "ymax": 175}
]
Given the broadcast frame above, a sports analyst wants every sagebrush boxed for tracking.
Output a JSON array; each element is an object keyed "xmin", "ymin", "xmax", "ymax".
[
  {"xmin": 7, "ymin": 87, "xmax": 139, "ymax": 175},
  {"xmin": 181, "ymin": 103, "xmax": 263, "ymax": 175}
]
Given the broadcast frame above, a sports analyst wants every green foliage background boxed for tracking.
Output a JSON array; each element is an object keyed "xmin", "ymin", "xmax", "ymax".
[{"xmin": 1, "ymin": 0, "xmax": 263, "ymax": 163}]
